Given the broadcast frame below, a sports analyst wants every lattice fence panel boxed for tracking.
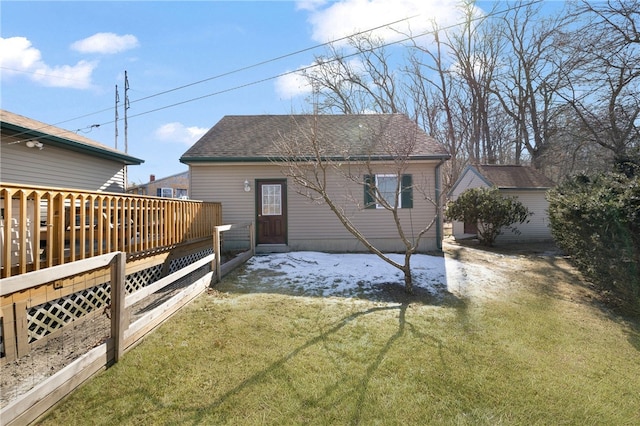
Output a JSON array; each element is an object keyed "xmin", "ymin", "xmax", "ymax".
[
  {"xmin": 125, "ymin": 265, "xmax": 163, "ymax": 294},
  {"xmin": 22, "ymin": 246, "xmax": 213, "ymax": 345},
  {"xmin": 168, "ymin": 248, "xmax": 213, "ymax": 273},
  {"xmin": 27, "ymin": 283, "xmax": 110, "ymax": 343}
]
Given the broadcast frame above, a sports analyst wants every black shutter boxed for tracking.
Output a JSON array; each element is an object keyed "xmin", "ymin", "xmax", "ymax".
[
  {"xmin": 156, "ymin": 188, "xmax": 162, "ymax": 197},
  {"xmin": 364, "ymin": 175, "xmax": 376, "ymax": 209},
  {"xmin": 401, "ymin": 174, "xmax": 413, "ymax": 208}
]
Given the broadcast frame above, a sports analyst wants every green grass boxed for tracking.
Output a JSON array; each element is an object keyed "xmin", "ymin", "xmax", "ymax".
[{"xmin": 38, "ymin": 272, "xmax": 640, "ymax": 425}]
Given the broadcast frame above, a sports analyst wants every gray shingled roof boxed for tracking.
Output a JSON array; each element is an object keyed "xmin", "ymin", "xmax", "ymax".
[
  {"xmin": 180, "ymin": 114, "xmax": 450, "ymax": 163},
  {"xmin": 476, "ymin": 165, "xmax": 555, "ymax": 189},
  {"xmin": 1, "ymin": 109, "xmax": 143, "ymax": 165}
]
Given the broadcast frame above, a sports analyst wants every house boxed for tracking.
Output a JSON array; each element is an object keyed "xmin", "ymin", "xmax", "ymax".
[
  {"xmin": 180, "ymin": 114, "xmax": 450, "ymax": 252},
  {"xmin": 1, "ymin": 109, "xmax": 143, "ymax": 192},
  {"xmin": 127, "ymin": 171, "xmax": 189, "ymax": 199},
  {"xmin": 448, "ymin": 164, "xmax": 555, "ymax": 242}
]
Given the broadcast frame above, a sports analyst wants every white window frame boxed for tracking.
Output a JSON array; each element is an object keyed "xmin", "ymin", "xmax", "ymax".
[
  {"xmin": 375, "ymin": 174, "xmax": 401, "ymax": 209},
  {"xmin": 160, "ymin": 187, "xmax": 173, "ymax": 198}
]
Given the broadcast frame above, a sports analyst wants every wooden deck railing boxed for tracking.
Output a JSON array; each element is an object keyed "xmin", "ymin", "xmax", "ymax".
[{"xmin": 0, "ymin": 183, "xmax": 222, "ymax": 278}]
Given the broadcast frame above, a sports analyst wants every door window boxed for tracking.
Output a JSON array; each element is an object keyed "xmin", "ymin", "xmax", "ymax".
[{"xmin": 261, "ymin": 184, "xmax": 282, "ymax": 216}]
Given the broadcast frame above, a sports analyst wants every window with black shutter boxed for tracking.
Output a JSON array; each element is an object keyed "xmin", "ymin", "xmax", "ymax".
[{"xmin": 364, "ymin": 174, "xmax": 413, "ymax": 209}]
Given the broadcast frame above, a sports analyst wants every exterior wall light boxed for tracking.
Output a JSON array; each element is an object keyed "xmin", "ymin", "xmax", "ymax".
[
  {"xmin": 244, "ymin": 180, "xmax": 251, "ymax": 192},
  {"xmin": 26, "ymin": 141, "xmax": 44, "ymax": 149}
]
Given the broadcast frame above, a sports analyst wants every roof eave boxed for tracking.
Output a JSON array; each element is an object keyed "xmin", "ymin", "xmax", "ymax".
[
  {"xmin": 1, "ymin": 122, "xmax": 144, "ymax": 165},
  {"xmin": 181, "ymin": 153, "xmax": 450, "ymax": 164}
]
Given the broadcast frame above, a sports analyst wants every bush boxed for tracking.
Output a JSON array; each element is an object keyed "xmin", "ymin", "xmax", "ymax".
[
  {"xmin": 446, "ymin": 187, "xmax": 532, "ymax": 246},
  {"xmin": 547, "ymin": 170, "xmax": 640, "ymax": 315}
]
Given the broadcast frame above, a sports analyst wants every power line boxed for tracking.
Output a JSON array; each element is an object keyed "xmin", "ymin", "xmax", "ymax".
[
  {"xmin": 128, "ymin": 14, "xmax": 422, "ymax": 106},
  {"xmin": 101, "ymin": 0, "xmax": 546, "ymax": 123},
  {"xmin": 1, "ymin": 14, "xmax": 421, "ymax": 141},
  {"xmin": 3, "ymin": 1, "xmax": 544, "ymax": 145}
]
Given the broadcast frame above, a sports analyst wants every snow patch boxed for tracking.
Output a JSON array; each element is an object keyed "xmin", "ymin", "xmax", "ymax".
[{"xmin": 224, "ymin": 251, "xmax": 505, "ymax": 301}]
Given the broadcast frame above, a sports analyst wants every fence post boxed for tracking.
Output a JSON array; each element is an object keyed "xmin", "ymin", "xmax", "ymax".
[
  {"xmin": 213, "ymin": 228, "xmax": 222, "ymax": 282},
  {"xmin": 14, "ymin": 300, "xmax": 29, "ymax": 358},
  {"xmin": 110, "ymin": 251, "xmax": 126, "ymax": 362}
]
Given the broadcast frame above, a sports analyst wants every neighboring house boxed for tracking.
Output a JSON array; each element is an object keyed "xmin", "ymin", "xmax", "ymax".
[
  {"xmin": 180, "ymin": 114, "xmax": 450, "ymax": 252},
  {"xmin": 127, "ymin": 171, "xmax": 189, "ymax": 199},
  {"xmin": 1, "ymin": 109, "xmax": 143, "ymax": 192},
  {"xmin": 448, "ymin": 164, "xmax": 555, "ymax": 243}
]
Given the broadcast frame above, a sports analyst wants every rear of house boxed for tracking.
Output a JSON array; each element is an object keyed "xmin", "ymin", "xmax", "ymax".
[
  {"xmin": 181, "ymin": 114, "xmax": 450, "ymax": 253},
  {"xmin": 449, "ymin": 164, "xmax": 555, "ymax": 243}
]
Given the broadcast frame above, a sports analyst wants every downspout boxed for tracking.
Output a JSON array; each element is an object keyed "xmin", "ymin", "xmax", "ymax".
[{"xmin": 434, "ymin": 158, "xmax": 448, "ymax": 251}]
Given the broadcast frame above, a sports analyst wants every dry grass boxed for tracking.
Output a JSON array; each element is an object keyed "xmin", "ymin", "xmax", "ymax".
[{"xmin": 37, "ymin": 246, "xmax": 640, "ymax": 425}]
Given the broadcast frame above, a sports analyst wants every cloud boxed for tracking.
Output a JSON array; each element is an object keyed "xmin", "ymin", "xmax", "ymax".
[
  {"xmin": 32, "ymin": 60, "xmax": 97, "ymax": 89},
  {"xmin": 275, "ymin": 56, "xmax": 366, "ymax": 99},
  {"xmin": 154, "ymin": 122, "xmax": 208, "ymax": 145},
  {"xmin": 299, "ymin": 0, "xmax": 468, "ymax": 45},
  {"xmin": 0, "ymin": 36, "xmax": 96, "ymax": 89},
  {"xmin": 277, "ymin": 0, "xmax": 478, "ymax": 100},
  {"xmin": 0, "ymin": 36, "xmax": 41, "ymax": 72},
  {"xmin": 275, "ymin": 68, "xmax": 314, "ymax": 99},
  {"xmin": 71, "ymin": 32, "xmax": 139, "ymax": 54}
]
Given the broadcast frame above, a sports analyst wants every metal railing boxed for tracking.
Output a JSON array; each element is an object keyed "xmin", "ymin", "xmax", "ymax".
[{"xmin": 1, "ymin": 183, "xmax": 222, "ymax": 278}]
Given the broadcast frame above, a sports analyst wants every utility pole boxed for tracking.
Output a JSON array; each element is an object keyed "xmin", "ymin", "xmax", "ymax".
[
  {"xmin": 115, "ymin": 84, "xmax": 119, "ymax": 149},
  {"xmin": 124, "ymin": 71, "xmax": 130, "ymax": 153},
  {"xmin": 123, "ymin": 71, "xmax": 130, "ymax": 191}
]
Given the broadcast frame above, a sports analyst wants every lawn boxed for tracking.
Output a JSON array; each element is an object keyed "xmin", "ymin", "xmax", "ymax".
[{"xmin": 37, "ymin": 244, "xmax": 640, "ymax": 425}]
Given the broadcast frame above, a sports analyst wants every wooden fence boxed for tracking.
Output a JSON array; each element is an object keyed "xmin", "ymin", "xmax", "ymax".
[
  {"xmin": 0, "ymin": 222, "xmax": 255, "ymax": 425},
  {"xmin": 0, "ymin": 182, "xmax": 222, "ymax": 278}
]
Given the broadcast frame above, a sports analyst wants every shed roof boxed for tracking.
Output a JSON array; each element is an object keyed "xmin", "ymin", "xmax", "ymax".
[
  {"xmin": 1, "ymin": 109, "xmax": 143, "ymax": 165},
  {"xmin": 180, "ymin": 114, "xmax": 450, "ymax": 163},
  {"xmin": 473, "ymin": 164, "xmax": 555, "ymax": 189}
]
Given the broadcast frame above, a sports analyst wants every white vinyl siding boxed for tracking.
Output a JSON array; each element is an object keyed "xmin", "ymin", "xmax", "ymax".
[
  {"xmin": 189, "ymin": 161, "xmax": 441, "ymax": 252},
  {"xmin": 495, "ymin": 190, "xmax": 552, "ymax": 242},
  {"xmin": 1, "ymin": 139, "xmax": 127, "ymax": 192},
  {"xmin": 449, "ymin": 168, "xmax": 552, "ymax": 242}
]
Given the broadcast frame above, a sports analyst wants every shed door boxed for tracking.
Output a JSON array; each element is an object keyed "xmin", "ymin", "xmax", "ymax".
[
  {"xmin": 257, "ymin": 180, "xmax": 287, "ymax": 245},
  {"xmin": 464, "ymin": 220, "xmax": 478, "ymax": 235}
]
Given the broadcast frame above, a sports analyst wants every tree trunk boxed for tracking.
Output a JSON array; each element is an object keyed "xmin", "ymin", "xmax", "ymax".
[{"xmin": 403, "ymin": 254, "xmax": 413, "ymax": 294}]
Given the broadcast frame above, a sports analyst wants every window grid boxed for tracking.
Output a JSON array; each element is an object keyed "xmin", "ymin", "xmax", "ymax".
[{"xmin": 262, "ymin": 184, "xmax": 282, "ymax": 216}]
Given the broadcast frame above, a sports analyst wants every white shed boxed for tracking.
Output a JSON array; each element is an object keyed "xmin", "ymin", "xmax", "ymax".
[{"xmin": 448, "ymin": 164, "xmax": 555, "ymax": 243}]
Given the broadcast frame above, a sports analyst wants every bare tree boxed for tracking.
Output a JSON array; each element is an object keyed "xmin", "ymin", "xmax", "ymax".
[
  {"xmin": 447, "ymin": 1, "xmax": 504, "ymax": 165},
  {"xmin": 301, "ymin": 34, "xmax": 404, "ymax": 115},
  {"xmin": 559, "ymin": 0, "xmax": 640, "ymax": 163},
  {"xmin": 406, "ymin": 27, "xmax": 467, "ymax": 192},
  {"xmin": 490, "ymin": 1, "xmax": 575, "ymax": 170},
  {"xmin": 272, "ymin": 115, "xmax": 444, "ymax": 294}
]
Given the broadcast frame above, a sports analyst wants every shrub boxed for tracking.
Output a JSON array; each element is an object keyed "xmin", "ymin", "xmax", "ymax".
[
  {"xmin": 547, "ymin": 170, "xmax": 640, "ymax": 315},
  {"xmin": 446, "ymin": 187, "xmax": 532, "ymax": 246}
]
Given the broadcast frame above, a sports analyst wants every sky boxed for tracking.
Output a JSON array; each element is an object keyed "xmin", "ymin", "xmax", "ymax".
[{"xmin": 1, "ymin": 0, "xmax": 503, "ymax": 185}]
